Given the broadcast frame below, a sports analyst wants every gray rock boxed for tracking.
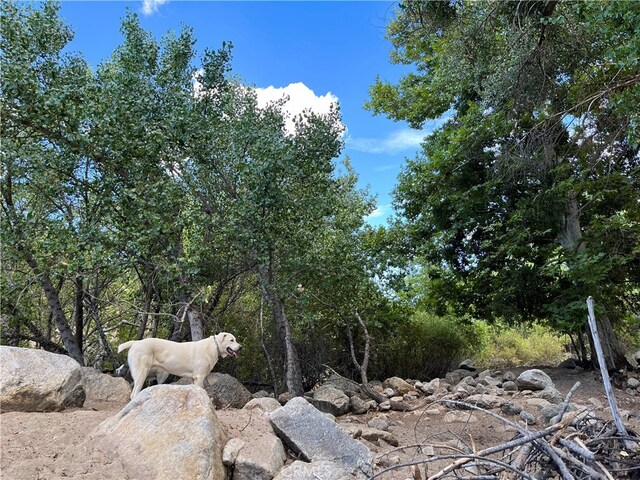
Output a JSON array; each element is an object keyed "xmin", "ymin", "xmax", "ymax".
[
  {"xmin": 534, "ymin": 387, "xmax": 563, "ymax": 404},
  {"xmin": 474, "ymin": 383, "xmax": 490, "ymax": 394},
  {"xmin": 520, "ymin": 410, "xmax": 536, "ymax": 425},
  {"xmin": 456, "ymin": 376, "xmax": 477, "ymax": 389},
  {"xmin": 204, "ymin": 372, "xmax": 252, "ymax": 409},
  {"xmin": 309, "ymin": 386, "xmax": 350, "ymax": 416},
  {"xmin": 223, "ymin": 438, "xmax": 245, "ymax": 466},
  {"xmin": 481, "ymin": 376, "xmax": 502, "ymax": 388},
  {"xmin": 275, "ymin": 460, "xmax": 358, "ymax": 480},
  {"xmin": 358, "ymin": 427, "xmax": 399, "ymax": 447},
  {"xmin": 322, "ymin": 375, "xmax": 362, "ymax": 398},
  {"xmin": 539, "ymin": 404, "xmax": 564, "ymax": 424},
  {"xmin": 464, "ymin": 394, "xmax": 503, "ymax": 409},
  {"xmin": 0, "ymin": 346, "xmax": 85, "ymax": 412},
  {"xmin": 417, "ymin": 379, "xmax": 438, "ymax": 395},
  {"xmin": 516, "ymin": 369, "xmax": 554, "ymax": 391},
  {"xmin": 80, "ymin": 367, "xmax": 131, "ymax": 404},
  {"xmin": 367, "ymin": 417, "xmax": 390, "ymax": 431},
  {"xmin": 382, "ymin": 377, "xmax": 414, "ymax": 395},
  {"xmin": 252, "ymin": 390, "xmax": 272, "ymax": 399},
  {"xmin": 90, "ymin": 385, "xmax": 227, "ymax": 480},
  {"xmin": 626, "ymin": 377, "xmax": 640, "ymax": 389},
  {"xmin": 349, "ymin": 395, "xmax": 376, "ymax": 415},
  {"xmin": 558, "ymin": 358, "xmax": 578, "ymax": 369},
  {"xmin": 269, "ymin": 397, "xmax": 373, "ymax": 478},
  {"xmin": 459, "ymin": 359, "xmax": 477, "ymax": 371},
  {"xmin": 503, "ymin": 371, "xmax": 516, "ymax": 382},
  {"xmin": 244, "ymin": 396, "xmax": 283, "ymax": 414},
  {"xmin": 501, "ymin": 401, "xmax": 522, "ymax": 416},
  {"xmin": 503, "ymin": 381, "xmax": 518, "ymax": 392},
  {"xmin": 382, "ymin": 387, "xmax": 395, "ymax": 398},
  {"xmin": 446, "ymin": 369, "xmax": 475, "ymax": 385},
  {"xmin": 233, "ymin": 430, "xmax": 287, "ymax": 480}
]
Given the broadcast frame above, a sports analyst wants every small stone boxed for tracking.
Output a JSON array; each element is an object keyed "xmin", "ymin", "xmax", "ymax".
[
  {"xmin": 520, "ymin": 410, "xmax": 536, "ymax": 425},
  {"xmin": 459, "ymin": 359, "xmax": 477, "ymax": 371},
  {"xmin": 534, "ymin": 387, "xmax": 563, "ymax": 404},
  {"xmin": 367, "ymin": 417, "xmax": 390, "ymax": 431},
  {"xmin": 382, "ymin": 388, "xmax": 395, "ymax": 398},
  {"xmin": 501, "ymin": 401, "xmax": 522, "ymax": 416},
  {"xmin": 503, "ymin": 381, "xmax": 518, "ymax": 392},
  {"xmin": 626, "ymin": 377, "xmax": 640, "ymax": 389}
]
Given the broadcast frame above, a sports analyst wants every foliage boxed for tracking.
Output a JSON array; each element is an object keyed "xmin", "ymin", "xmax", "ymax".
[
  {"xmin": 368, "ymin": 0, "xmax": 640, "ymax": 360},
  {"xmin": 370, "ymin": 310, "xmax": 482, "ymax": 380},
  {"xmin": 474, "ymin": 321, "xmax": 568, "ymax": 369},
  {"xmin": 0, "ymin": 1, "xmax": 381, "ymax": 392}
]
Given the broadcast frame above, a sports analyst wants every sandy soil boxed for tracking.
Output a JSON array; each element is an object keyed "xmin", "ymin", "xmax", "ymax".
[{"xmin": 1, "ymin": 367, "xmax": 638, "ymax": 480}]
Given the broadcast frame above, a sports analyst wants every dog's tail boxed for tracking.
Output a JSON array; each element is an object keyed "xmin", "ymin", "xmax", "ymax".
[{"xmin": 117, "ymin": 341, "xmax": 135, "ymax": 353}]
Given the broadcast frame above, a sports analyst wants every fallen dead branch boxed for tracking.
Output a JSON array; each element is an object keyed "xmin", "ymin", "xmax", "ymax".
[{"xmin": 370, "ymin": 381, "xmax": 640, "ymax": 480}]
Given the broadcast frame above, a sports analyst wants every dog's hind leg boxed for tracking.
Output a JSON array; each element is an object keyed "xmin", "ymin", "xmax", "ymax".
[
  {"xmin": 156, "ymin": 370, "xmax": 169, "ymax": 385},
  {"xmin": 129, "ymin": 356, "xmax": 151, "ymax": 400}
]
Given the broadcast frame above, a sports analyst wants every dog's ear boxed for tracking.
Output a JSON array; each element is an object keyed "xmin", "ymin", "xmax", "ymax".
[{"xmin": 221, "ymin": 333, "xmax": 228, "ymax": 340}]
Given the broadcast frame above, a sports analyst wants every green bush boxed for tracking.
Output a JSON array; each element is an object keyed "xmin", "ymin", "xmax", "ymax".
[
  {"xmin": 474, "ymin": 322, "xmax": 568, "ymax": 368},
  {"xmin": 370, "ymin": 311, "xmax": 482, "ymax": 381}
]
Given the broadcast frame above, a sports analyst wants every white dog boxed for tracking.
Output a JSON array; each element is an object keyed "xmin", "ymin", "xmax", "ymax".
[{"xmin": 118, "ymin": 332, "xmax": 241, "ymax": 399}]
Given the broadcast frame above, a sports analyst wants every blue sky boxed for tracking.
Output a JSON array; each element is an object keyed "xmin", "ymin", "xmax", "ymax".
[{"xmin": 58, "ymin": 1, "xmax": 440, "ymax": 226}]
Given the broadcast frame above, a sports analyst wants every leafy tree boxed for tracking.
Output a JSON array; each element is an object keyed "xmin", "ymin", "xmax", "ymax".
[{"xmin": 368, "ymin": 0, "xmax": 640, "ymax": 369}]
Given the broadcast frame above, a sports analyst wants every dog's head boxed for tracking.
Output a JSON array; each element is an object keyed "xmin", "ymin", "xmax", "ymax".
[{"xmin": 215, "ymin": 332, "xmax": 242, "ymax": 359}]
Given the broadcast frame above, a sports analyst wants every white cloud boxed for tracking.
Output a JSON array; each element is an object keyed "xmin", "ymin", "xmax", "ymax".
[
  {"xmin": 142, "ymin": 0, "xmax": 168, "ymax": 16},
  {"xmin": 366, "ymin": 203, "xmax": 393, "ymax": 221},
  {"xmin": 348, "ymin": 115, "xmax": 451, "ymax": 155},
  {"xmin": 254, "ymin": 82, "xmax": 340, "ymax": 135},
  {"xmin": 348, "ymin": 129, "xmax": 425, "ymax": 154}
]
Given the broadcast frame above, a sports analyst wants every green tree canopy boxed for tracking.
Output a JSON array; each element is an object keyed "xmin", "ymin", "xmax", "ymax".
[{"xmin": 368, "ymin": 0, "xmax": 640, "ymax": 369}]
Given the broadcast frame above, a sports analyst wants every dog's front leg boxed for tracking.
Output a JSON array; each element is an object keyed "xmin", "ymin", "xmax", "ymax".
[{"xmin": 193, "ymin": 374, "xmax": 206, "ymax": 388}]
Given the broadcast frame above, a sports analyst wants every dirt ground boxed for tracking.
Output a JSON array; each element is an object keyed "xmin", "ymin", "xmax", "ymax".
[{"xmin": 1, "ymin": 367, "xmax": 638, "ymax": 480}]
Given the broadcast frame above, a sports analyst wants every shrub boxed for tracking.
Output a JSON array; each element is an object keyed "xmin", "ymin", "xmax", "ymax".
[
  {"xmin": 370, "ymin": 311, "xmax": 482, "ymax": 381},
  {"xmin": 474, "ymin": 322, "xmax": 567, "ymax": 368}
]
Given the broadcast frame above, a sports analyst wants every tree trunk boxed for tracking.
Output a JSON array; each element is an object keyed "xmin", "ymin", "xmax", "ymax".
[
  {"xmin": 347, "ymin": 312, "xmax": 370, "ymax": 385},
  {"xmin": 257, "ymin": 264, "xmax": 304, "ymax": 397},
  {"xmin": 135, "ymin": 284, "xmax": 153, "ymax": 340},
  {"xmin": 258, "ymin": 297, "xmax": 280, "ymax": 396},
  {"xmin": 87, "ymin": 282, "xmax": 118, "ymax": 369},
  {"xmin": 560, "ymin": 192, "xmax": 628, "ymax": 370},
  {"xmin": 21, "ymin": 246, "xmax": 84, "ymax": 364},
  {"xmin": 593, "ymin": 312, "xmax": 630, "ymax": 371},
  {"xmin": 2, "ymin": 181, "xmax": 83, "ymax": 364},
  {"xmin": 187, "ymin": 308, "xmax": 204, "ymax": 341},
  {"xmin": 73, "ymin": 275, "xmax": 84, "ymax": 354}
]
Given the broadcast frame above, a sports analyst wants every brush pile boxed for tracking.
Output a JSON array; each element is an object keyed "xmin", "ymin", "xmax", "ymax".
[{"xmin": 372, "ymin": 381, "xmax": 639, "ymax": 480}]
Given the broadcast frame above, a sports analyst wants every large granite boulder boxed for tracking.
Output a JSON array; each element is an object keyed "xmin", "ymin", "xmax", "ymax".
[
  {"xmin": 204, "ymin": 372, "xmax": 252, "ymax": 409},
  {"xmin": 0, "ymin": 346, "xmax": 85, "ymax": 412},
  {"xmin": 308, "ymin": 386, "xmax": 350, "ymax": 416},
  {"xmin": 80, "ymin": 367, "xmax": 131, "ymax": 404},
  {"xmin": 269, "ymin": 397, "xmax": 373, "ymax": 478},
  {"xmin": 89, "ymin": 385, "xmax": 228, "ymax": 480},
  {"xmin": 516, "ymin": 369, "xmax": 555, "ymax": 391}
]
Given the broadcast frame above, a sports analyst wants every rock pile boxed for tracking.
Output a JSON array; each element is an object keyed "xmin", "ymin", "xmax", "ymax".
[{"xmin": 4, "ymin": 346, "xmax": 639, "ymax": 480}]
